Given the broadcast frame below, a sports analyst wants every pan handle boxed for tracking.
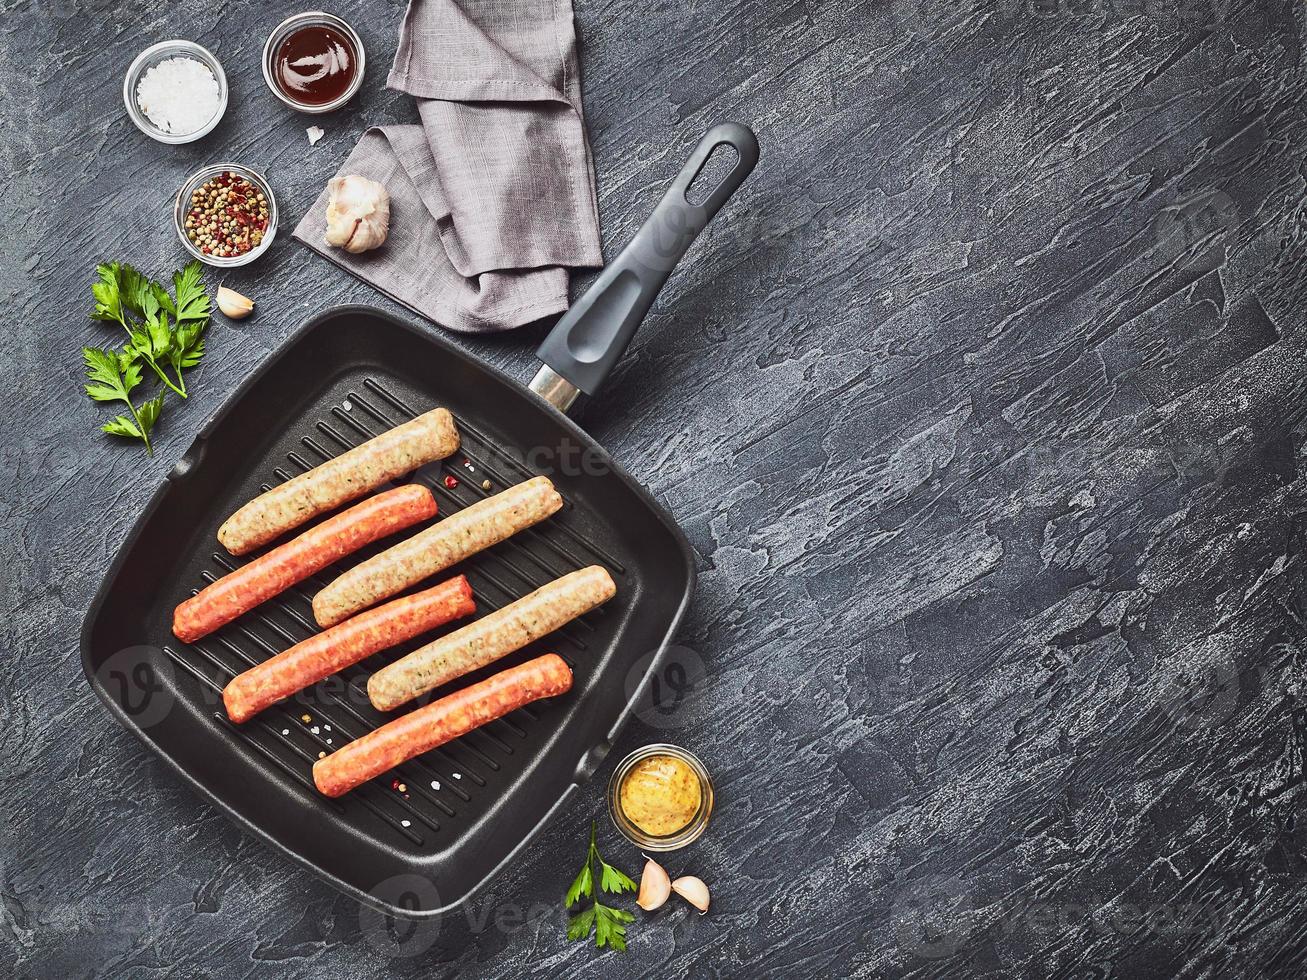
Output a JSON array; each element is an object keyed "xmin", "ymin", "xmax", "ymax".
[{"xmin": 529, "ymin": 122, "xmax": 760, "ymax": 412}]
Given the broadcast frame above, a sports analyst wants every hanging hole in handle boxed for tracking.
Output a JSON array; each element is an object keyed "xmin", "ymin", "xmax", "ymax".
[{"xmin": 685, "ymin": 143, "xmax": 740, "ymax": 206}]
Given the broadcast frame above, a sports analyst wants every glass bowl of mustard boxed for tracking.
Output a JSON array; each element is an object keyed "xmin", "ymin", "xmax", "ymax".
[{"xmin": 608, "ymin": 744, "xmax": 713, "ymax": 851}]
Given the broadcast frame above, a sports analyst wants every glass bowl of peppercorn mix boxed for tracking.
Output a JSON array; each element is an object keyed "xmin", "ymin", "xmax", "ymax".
[{"xmin": 174, "ymin": 164, "xmax": 278, "ymax": 267}]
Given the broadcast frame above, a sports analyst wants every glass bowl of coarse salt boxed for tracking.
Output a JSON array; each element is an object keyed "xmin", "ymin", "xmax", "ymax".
[{"xmin": 124, "ymin": 40, "xmax": 227, "ymax": 144}]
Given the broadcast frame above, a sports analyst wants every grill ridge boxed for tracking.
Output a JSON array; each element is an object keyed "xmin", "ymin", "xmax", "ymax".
[{"xmin": 166, "ymin": 376, "xmax": 623, "ymax": 847}]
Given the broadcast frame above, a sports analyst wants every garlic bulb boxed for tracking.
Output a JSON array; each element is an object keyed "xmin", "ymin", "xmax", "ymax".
[
  {"xmin": 672, "ymin": 876, "xmax": 709, "ymax": 913},
  {"xmin": 324, "ymin": 175, "xmax": 390, "ymax": 254},
  {"xmin": 216, "ymin": 286, "xmax": 254, "ymax": 319},
  {"xmin": 637, "ymin": 856, "xmax": 672, "ymax": 911}
]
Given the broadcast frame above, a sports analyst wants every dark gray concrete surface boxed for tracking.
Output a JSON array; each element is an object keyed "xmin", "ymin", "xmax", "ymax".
[{"xmin": 4, "ymin": 0, "xmax": 1307, "ymax": 976}]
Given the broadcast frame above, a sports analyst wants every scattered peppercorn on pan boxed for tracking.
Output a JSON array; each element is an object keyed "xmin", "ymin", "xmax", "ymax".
[{"xmin": 80, "ymin": 305, "xmax": 696, "ymax": 918}]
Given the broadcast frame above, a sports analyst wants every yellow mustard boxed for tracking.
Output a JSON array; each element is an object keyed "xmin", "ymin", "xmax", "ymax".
[{"xmin": 619, "ymin": 754, "xmax": 701, "ymax": 837}]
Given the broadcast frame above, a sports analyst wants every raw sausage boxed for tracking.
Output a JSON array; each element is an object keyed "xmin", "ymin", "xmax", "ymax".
[
  {"xmin": 368, "ymin": 565, "xmax": 613, "ymax": 711},
  {"xmin": 314, "ymin": 653, "xmax": 573, "ymax": 797},
  {"xmin": 312, "ymin": 476, "xmax": 563, "ymax": 627},
  {"xmin": 218, "ymin": 408, "xmax": 459, "ymax": 555},
  {"xmin": 313, "ymin": 476, "xmax": 563, "ymax": 627},
  {"xmin": 223, "ymin": 575, "xmax": 474, "ymax": 723},
  {"xmin": 367, "ymin": 565, "xmax": 614, "ymax": 711},
  {"xmin": 222, "ymin": 575, "xmax": 475, "ymax": 723},
  {"xmin": 174, "ymin": 486, "xmax": 438, "ymax": 643},
  {"xmin": 315, "ymin": 653, "xmax": 573, "ymax": 797}
]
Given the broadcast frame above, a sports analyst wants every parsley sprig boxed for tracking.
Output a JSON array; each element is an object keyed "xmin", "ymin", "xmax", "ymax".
[
  {"xmin": 565, "ymin": 822, "xmax": 637, "ymax": 951},
  {"xmin": 82, "ymin": 348, "xmax": 165, "ymax": 455},
  {"xmin": 84, "ymin": 261, "xmax": 212, "ymax": 453}
]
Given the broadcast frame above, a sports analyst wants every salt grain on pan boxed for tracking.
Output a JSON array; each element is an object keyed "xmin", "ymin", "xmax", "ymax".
[
  {"xmin": 401, "ymin": 819, "xmax": 411, "ymax": 828},
  {"xmin": 453, "ymin": 773, "xmax": 461, "ymax": 780},
  {"xmin": 342, "ymin": 400, "xmax": 352, "ymax": 411},
  {"xmin": 430, "ymin": 780, "xmax": 440, "ymax": 790},
  {"xmin": 136, "ymin": 57, "xmax": 220, "ymax": 135}
]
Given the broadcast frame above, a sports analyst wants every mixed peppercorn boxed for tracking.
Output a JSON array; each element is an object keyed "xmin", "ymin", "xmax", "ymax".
[{"xmin": 184, "ymin": 171, "xmax": 269, "ymax": 258}]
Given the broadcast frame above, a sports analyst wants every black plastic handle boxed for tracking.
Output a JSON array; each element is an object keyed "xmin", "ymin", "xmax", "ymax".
[{"xmin": 535, "ymin": 122, "xmax": 760, "ymax": 397}]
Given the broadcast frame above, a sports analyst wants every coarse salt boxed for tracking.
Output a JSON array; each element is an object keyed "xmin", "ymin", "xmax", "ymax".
[{"xmin": 136, "ymin": 57, "xmax": 220, "ymax": 135}]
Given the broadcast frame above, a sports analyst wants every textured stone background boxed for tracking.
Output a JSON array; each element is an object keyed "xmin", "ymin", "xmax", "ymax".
[{"xmin": 4, "ymin": 0, "xmax": 1307, "ymax": 977}]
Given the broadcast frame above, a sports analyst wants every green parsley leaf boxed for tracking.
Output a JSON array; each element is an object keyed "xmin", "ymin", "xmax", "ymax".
[
  {"xmin": 116, "ymin": 264, "xmax": 151, "ymax": 318},
  {"xmin": 170, "ymin": 314, "xmax": 207, "ymax": 373},
  {"xmin": 563, "ymin": 821, "xmax": 637, "ymax": 951},
  {"xmin": 599, "ymin": 860, "xmax": 637, "ymax": 895},
  {"xmin": 566, "ymin": 860, "xmax": 593, "ymax": 907},
  {"xmin": 566, "ymin": 906, "xmax": 596, "ymax": 942},
  {"xmin": 90, "ymin": 264, "xmax": 124, "ymax": 325},
  {"xmin": 84, "ymin": 383, "xmax": 124, "ymax": 402},
  {"xmin": 82, "ymin": 346, "xmax": 156, "ymax": 454},
  {"xmin": 82, "ymin": 347, "xmax": 137, "ymax": 400},
  {"xmin": 594, "ymin": 902, "xmax": 635, "ymax": 951},
  {"xmin": 157, "ymin": 261, "xmax": 210, "ymax": 389},
  {"xmin": 136, "ymin": 278, "xmax": 160, "ymax": 320},
  {"xmin": 170, "ymin": 260, "xmax": 210, "ymax": 323},
  {"xmin": 102, "ymin": 414, "xmax": 142, "ymax": 439},
  {"xmin": 148, "ymin": 309, "xmax": 173, "ymax": 359},
  {"xmin": 127, "ymin": 323, "xmax": 169, "ymax": 365},
  {"xmin": 136, "ymin": 393, "xmax": 164, "ymax": 434}
]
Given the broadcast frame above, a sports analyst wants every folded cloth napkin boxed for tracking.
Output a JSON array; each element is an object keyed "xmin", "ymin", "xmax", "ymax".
[{"xmin": 293, "ymin": 0, "xmax": 603, "ymax": 333}]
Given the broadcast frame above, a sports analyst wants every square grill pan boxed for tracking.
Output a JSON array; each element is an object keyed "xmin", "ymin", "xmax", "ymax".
[{"xmin": 80, "ymin": 305, "xmax": 696, "ymax": 915}]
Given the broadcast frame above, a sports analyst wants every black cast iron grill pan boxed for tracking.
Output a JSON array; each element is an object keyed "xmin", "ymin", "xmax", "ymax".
[{"xmin": 80, "ymin": 124, "xmax": 759, "ymax": 915}]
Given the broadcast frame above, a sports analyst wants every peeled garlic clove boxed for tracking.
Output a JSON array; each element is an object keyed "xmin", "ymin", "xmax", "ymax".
[
  {"xmin": 672, "ymin": 876, "xmax": 709, "ymax": 913},
  {"xmin": 324, "ymin": 174, "xmax": 390, "ymax": 254},
  {"xmin": 216, "ymin": 286, "xmax": 254, "ymax": 319},
  {"xmin": 636, "ymin": 855, "xmax": 671, "ymax": 911}
]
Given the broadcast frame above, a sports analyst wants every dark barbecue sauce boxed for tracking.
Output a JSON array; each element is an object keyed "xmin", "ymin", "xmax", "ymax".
[{"xmin": 274, "ymin": 24, "xmax": 356, "ymax": 105}]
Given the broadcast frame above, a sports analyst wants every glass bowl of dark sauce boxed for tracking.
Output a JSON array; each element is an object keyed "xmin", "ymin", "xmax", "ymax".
[{"xmin": 263, "ymin": 12, "xmax": 364, "ymax": 113}]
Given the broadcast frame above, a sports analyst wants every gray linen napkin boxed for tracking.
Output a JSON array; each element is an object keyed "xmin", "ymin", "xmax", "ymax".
[{"xmin": 292, "ymin": 0, "xmax": 602, "ymax": 333}]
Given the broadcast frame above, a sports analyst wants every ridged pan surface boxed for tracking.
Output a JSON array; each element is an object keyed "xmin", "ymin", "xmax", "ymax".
[{"xmin": 80, "ymin": 306, "xmax": 695, "ymax": 916}]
